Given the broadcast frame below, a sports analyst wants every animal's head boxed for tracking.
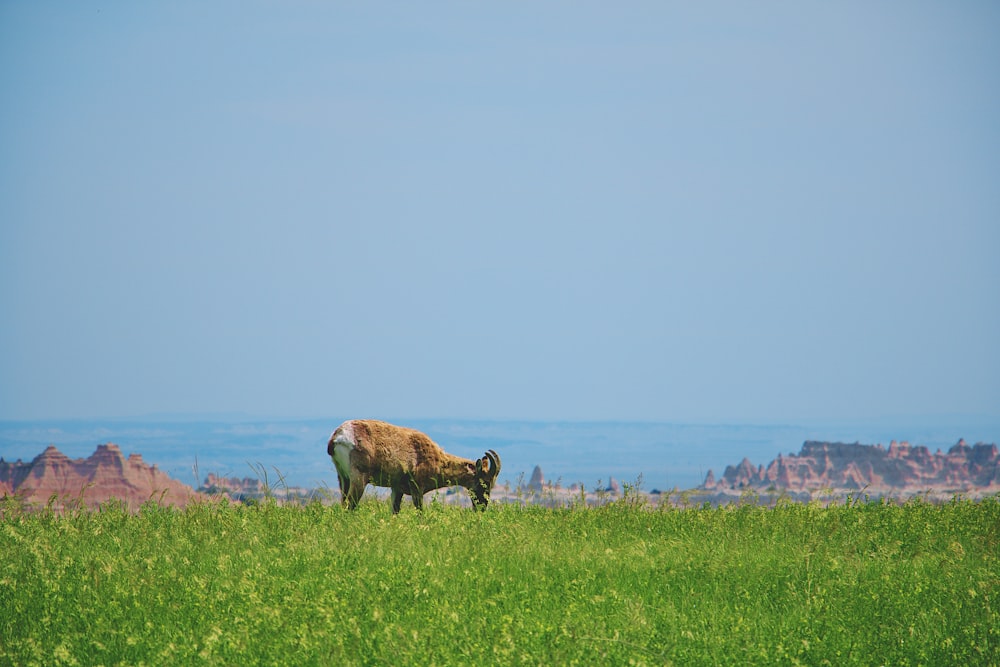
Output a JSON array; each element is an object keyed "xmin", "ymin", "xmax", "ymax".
[{"xmin": 470, "ymin": 449, "xmax": 501, "ymax": 510}]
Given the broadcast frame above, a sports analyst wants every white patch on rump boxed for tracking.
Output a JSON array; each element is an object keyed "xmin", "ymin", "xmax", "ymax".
[{"xmin": 329, "ymin": 421, "xmax": 356, "ymax": 480}]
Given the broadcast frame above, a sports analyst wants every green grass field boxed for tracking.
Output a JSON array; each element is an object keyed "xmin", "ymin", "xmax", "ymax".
[{"xmin": 2, "ymin": 494, "xmax": 997, "ymax": 666}]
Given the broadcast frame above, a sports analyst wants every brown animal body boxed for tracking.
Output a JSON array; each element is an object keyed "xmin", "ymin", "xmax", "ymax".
[{"xmin": 327, "ymin": 420, "xmax": 501, "ymax": 513}]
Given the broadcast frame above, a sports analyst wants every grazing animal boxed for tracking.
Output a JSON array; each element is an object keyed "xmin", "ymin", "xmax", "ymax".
[{"xmin": 327, "ymin": 419, "xmax": 502, "ymax": 513}]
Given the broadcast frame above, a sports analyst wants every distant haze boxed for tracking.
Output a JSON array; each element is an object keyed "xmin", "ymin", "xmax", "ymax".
[
  {"xmin": 2, "ymin": 417, "xmax": 997, "ymax": 493},
  {"xmin": 2, "ymin": 4, "xmax": 998, "ymax": 424}
]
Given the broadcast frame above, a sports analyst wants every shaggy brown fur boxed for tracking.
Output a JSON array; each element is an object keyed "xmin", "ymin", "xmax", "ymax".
[{"xmin": 327, "ymin": 419, "xmax": 501, "ymax": 513}]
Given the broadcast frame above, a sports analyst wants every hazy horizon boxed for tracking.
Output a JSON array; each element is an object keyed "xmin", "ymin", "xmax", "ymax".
[{"xmin": 4, "ymin": 414, "xmax": 997, "ymax": 493}]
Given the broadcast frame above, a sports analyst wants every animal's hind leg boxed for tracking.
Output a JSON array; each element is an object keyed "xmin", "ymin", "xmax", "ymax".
[
  {"xmin": 344, "ymin": 474, "xmax": 367, "ymax": 510},
  {"xmin": 337, "ymin": 474, "xmax": 350, "ymax": 508},
  {"xmin": 330, "ymin": 443, "xmax": 355, "ymax": 508}
]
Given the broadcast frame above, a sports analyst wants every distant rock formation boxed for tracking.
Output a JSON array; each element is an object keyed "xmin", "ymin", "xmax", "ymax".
[
  {"xmin": 703, "ymin": 439, "xmax": 1000, "ymax": 494},
  {"xmin": 0, "ymin": 443, "xmax": 202, "ymax": 510},
  {"xmin": 607, "ymin": 477, "xmax": 621, "ymax": 495},
  {"xmin": 527, "ymin": 465, "xmax": 545, "ymax": 491},
  {"xmin": 200, "ymin": 473, "xmax": 265, "ymax": 498}
]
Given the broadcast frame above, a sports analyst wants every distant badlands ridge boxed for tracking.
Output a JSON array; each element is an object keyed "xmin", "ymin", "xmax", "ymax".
[
  {"xmin": 702, "ymin": 439, "xmax": 1000, "ymax": 500},
  {"xmin": 0, "ymin": 444, "xmax": 201, "ymax": 510},
  {"xmin": 1, "ymin": 438, "xmax": 998, "ymax": 510}
]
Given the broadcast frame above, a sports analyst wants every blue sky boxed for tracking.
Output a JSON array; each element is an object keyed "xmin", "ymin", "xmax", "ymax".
[{"xmin": 2, "ymin": 3, "xmax": 998, "ymax": 422}]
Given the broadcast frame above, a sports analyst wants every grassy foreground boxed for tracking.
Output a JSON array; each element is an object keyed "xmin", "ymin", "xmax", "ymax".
[{"xmin": 1, "ymin": 495, "xmax": 998, "ymax": 666}]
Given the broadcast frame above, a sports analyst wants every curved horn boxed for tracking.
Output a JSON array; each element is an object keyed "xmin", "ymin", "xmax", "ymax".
[{"xmin": 485, "ymin": 450, "xmax": 501, "ymax": 478}]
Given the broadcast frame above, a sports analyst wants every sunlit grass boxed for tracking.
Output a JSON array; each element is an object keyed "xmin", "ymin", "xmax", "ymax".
[{"xmin": 1, "ymin": 495, "xmax": 997, "ymax": 665}]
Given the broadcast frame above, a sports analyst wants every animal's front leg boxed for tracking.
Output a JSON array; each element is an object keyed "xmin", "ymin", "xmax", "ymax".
[
  {"xmin": 409, "ymin": 479, "xmax": 424, "ymax": 510},
  {"xmin": 390, "ymin": 486, "xmax": 405, "ymax": 514}
]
